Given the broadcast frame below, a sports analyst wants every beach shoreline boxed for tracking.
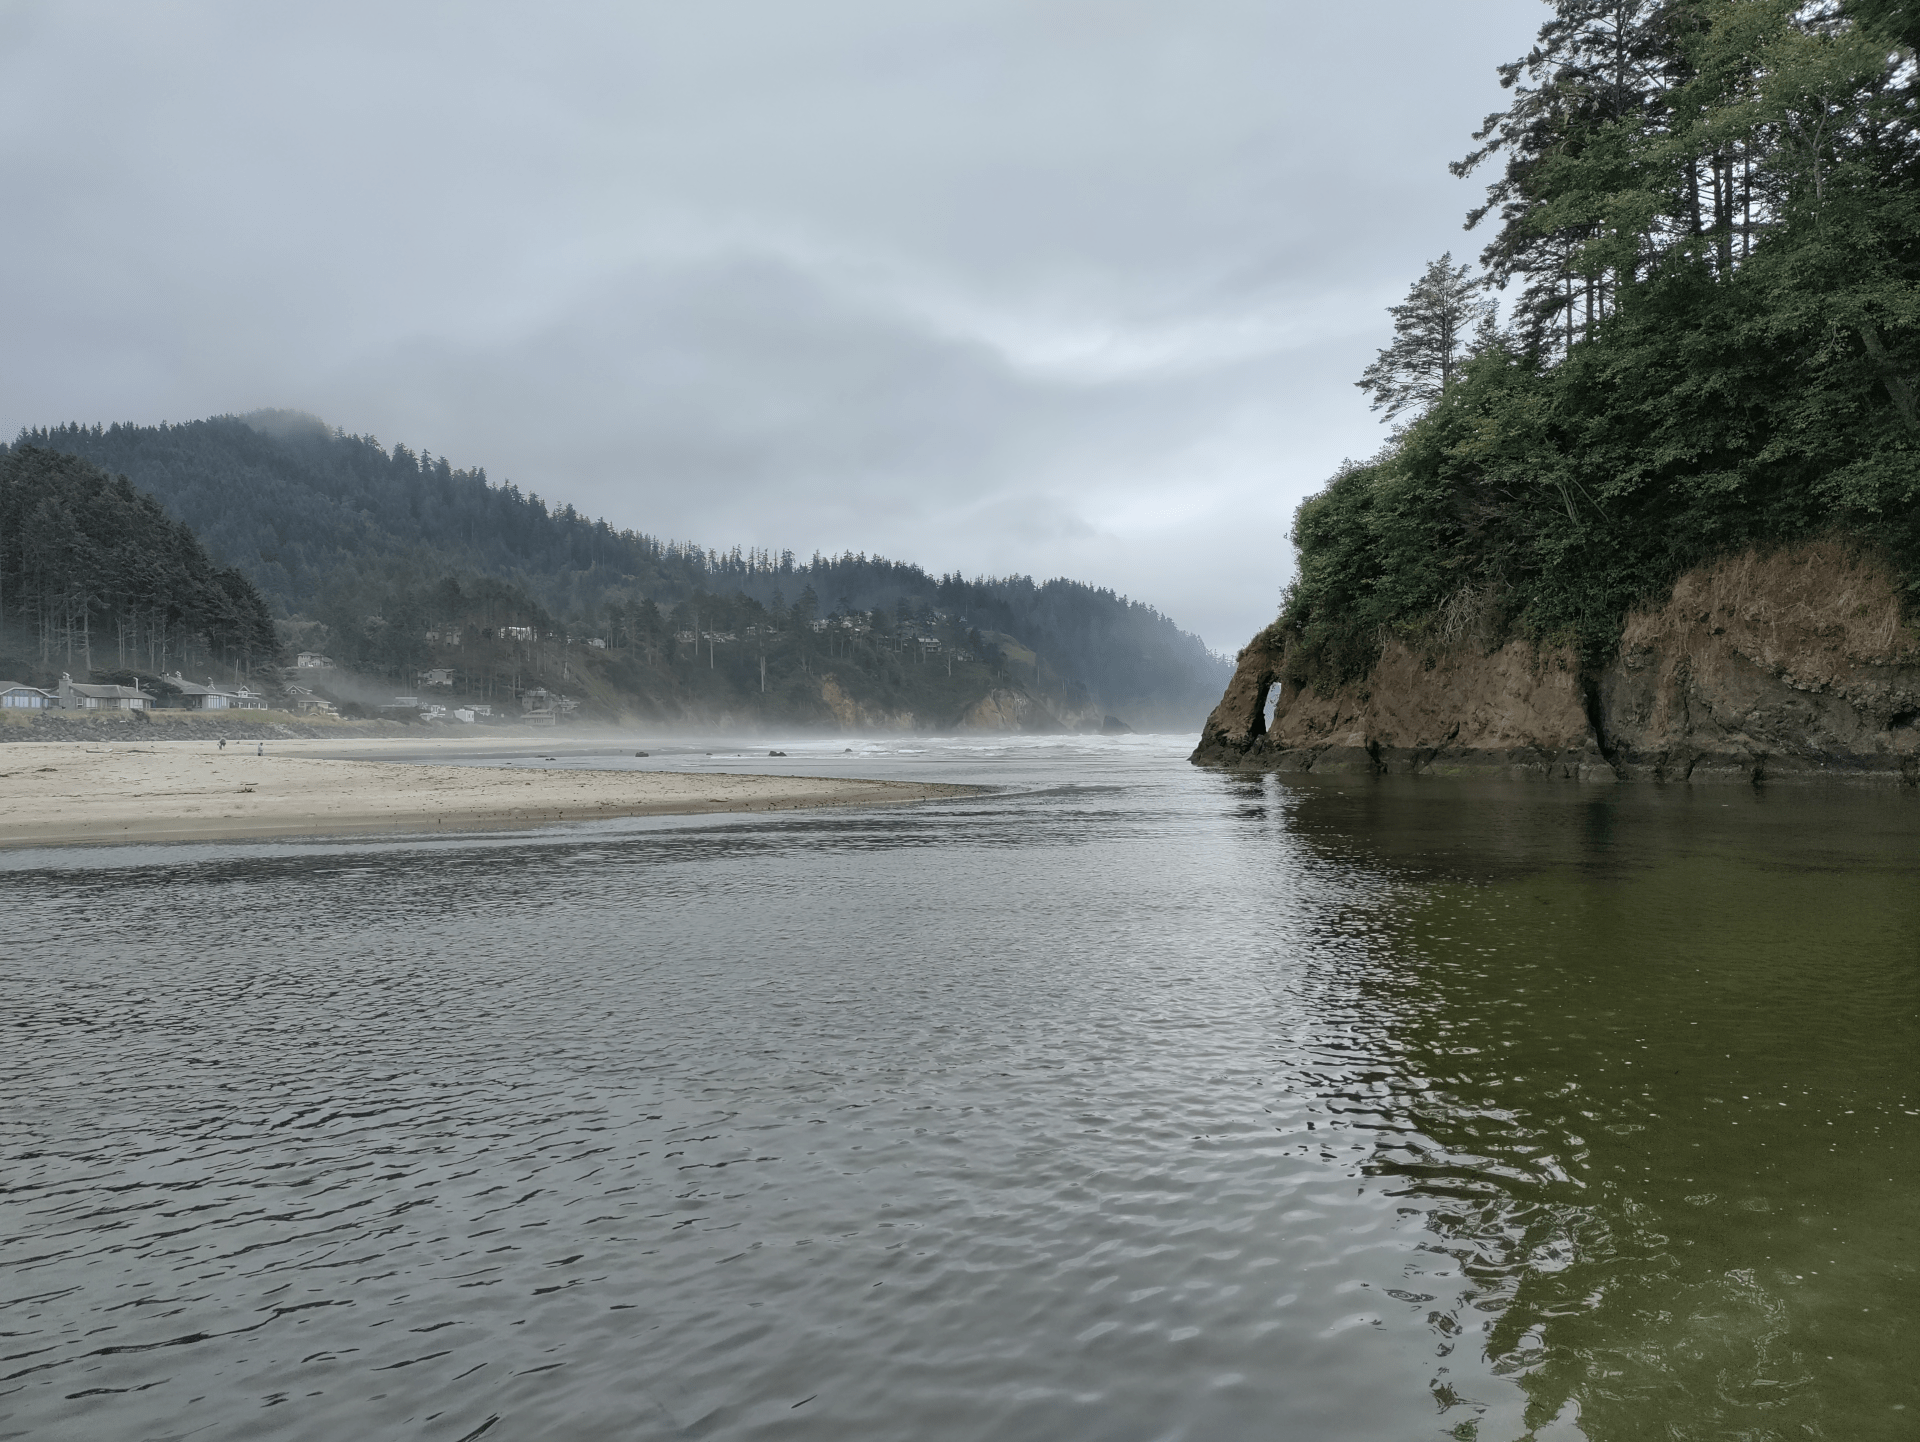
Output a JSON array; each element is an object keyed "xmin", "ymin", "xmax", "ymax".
[{"xmin": 0, "ymin": 739, "xmax": 976, "ymax": 848}]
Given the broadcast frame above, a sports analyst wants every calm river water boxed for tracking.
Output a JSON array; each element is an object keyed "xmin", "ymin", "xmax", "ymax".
[{"xmin": 3, "ymin": 735, "xmax": 1915, "ymax": 1441}]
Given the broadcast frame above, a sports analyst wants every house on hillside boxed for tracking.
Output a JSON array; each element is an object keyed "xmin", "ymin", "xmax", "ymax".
[
  {"xmin": 0, "ymin": 682, "xmax": 53, "ymax": 710},
  {"xmin": 285, "ymin": 686, "xmax": 338, "ymax": 717},
  {"xmin": 520, "ymin": 689, "xmax": 579, "ymax": 723},
  {"xmin": 295, "ymin": 652, "xmax": 335, "ymax": 669},
  {"xmin": 57, "ymin": 675, "xmax": 153, "ymax": 711},
  {"xmin": 419, "ymin": 668, "xmax": 455, "ymax": 687}
]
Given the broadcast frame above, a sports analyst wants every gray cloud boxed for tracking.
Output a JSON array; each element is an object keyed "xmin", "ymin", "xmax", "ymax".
[{"xmin": 0, "ymin": 0, "xmax": 1543, "ymax": 649}]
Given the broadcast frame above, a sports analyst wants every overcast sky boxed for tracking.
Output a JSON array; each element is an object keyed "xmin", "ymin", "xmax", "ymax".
[{"xmin": 0, "ymin": 0, "xmax": 1544, "ymax": 651}]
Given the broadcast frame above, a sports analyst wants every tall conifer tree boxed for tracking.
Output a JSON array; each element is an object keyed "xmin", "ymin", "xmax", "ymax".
[{"xmin": 1356, "ymin": 254, "xmax": 1496, "ymax": 421}]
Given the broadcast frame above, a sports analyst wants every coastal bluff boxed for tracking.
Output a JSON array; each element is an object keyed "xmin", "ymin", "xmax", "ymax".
[{"xmin": 1192, "ymin": 541, "xmax": 1920, "ymax": 785}]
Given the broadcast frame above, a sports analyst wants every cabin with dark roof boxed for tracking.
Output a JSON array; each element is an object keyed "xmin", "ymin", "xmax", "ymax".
[
  {"xmin": 56, "ymin": 674, "xmax": 154, "ymax": 711},
  {"xmin": 160, "ymin": 672, "xmax": 242, "ymax": 710}
]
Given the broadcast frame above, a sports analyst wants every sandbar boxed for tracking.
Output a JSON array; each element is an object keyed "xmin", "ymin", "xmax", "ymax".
[{"xmin": 0, "ymin": 740, "xmax": 972, "ymax": 847}]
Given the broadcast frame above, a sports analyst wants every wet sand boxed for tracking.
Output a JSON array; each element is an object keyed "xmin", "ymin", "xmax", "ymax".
[{"xmin": 0, "ymin": 739, "xmax": 972, "ymax": 847}]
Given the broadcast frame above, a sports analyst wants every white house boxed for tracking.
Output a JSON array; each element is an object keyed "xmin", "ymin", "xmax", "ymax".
[
  {"xmin": 287, "ymin": 691, "xmax": 338, "ymax": 716},
  {"xmin": 0, "ymin": 682, "xmax": 52, "ymax": 710}
]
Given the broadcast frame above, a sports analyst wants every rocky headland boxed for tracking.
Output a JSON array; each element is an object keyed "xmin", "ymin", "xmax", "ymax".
[{"xmin": 1193, "ymin": 540, "xmax": 1920, "ymax": 784}]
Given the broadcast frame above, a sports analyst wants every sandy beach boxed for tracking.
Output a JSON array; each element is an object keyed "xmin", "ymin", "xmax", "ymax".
[{"xmin": 0, "ymin": 738, "xmax": 972, "ymax": 847}]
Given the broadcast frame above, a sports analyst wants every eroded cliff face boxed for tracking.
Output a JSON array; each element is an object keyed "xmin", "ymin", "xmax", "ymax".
[
  {"xmin": 1192, "ymin": 540, "xmax": 1920, "ymax": 784},
  {"xmin": 955, "ymin": 687, "xmax": 1057, "ymax": 732},
  {"xmin": 813, "ymin": 675, "xmax": 1103, "ymax": 734},
  {"xmin": 817, "ymin": 674, "xmax": 918, "ymax": 732}
]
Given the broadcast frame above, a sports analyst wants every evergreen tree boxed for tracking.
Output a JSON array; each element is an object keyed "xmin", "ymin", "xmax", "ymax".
[
  {"xmin": 1279, "ymin": 0, "xmax": 1919, "ymax": 689},
  {"xmin": 1356, "ymin": 254, "xmax": 1497, "ymax": 420},
  {"xmin": 8, "ymin": 412, "xmax": 1230, "ymax": 715},
  {"xmin": 0, "ymin": 447, "xmax": 277, "ymax": 677}
]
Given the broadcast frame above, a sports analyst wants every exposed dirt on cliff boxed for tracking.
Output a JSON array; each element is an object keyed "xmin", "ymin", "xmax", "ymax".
[
  {"xmin": 811, "ymin": 674, "xmax": 1124, "ymax": 735},
  {"xmin": 1603, "ymin": 541, "xmax": 1920, "ymax": 781},
  {"xmin": 817, "ymin": 674, "xmax": 918, "ymax": 732},
  {"xmin": 1193, "ymin": 539, "xmax": 1920, "ymax": 784},
  {"xmin": 954, "ymin": 687, "xmax": 1069, "ymax": 733}
]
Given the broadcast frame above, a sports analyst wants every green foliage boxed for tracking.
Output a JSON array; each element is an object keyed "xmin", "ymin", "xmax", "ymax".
[
  {"xmin": 1356, "ymin": 254, "xmax": 1498, "ymax": 420},
  {"xmin": 0, "ymin": 446, "xmax": 277, "ymax": 679},
  {"xmin": 9, "ymin": 412, "xmax": 1230, "ymax": 717},
  {"xmin": 308, "ymin": 560, "xmax": 1131, "ymax": 729},
  {"xmin": 11, "ymin": 412, "xmax": 715, "ymax": 619},
  {"xmin": 1283, "ymin": 0, "xmax": 1919, "ymax": 684},
  {"xmin": 313, "ymin": 566, "xmax": 555, "ymax": 680}
]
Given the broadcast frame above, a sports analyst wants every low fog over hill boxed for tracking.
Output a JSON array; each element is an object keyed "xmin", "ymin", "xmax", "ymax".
[{"xmin": 9, "ymin": 414, "xmax": 1230, "ymax": 731}]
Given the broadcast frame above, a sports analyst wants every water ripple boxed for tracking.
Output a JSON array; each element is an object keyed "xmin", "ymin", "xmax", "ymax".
[{"xmin": 2, "ymin": 741, "xmax": 1915, "ymax": 1440}]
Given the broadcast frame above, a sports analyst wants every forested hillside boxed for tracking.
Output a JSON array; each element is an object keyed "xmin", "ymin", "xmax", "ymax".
[
  {"xmin": 1277, "ymin": 0, "xmax": 1917, "ymax": 690},
  {"xmin": 10, "ymin": 412, "xmax": 1226, "ymax": 724},
  {"xmin": 0, "ymin": 447, "xmax": 277, "ymax": 683}
]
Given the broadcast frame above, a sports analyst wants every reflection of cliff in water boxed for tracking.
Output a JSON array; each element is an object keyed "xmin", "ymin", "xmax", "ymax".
[{"xmin": 1256, "ymin": 777, "xmax": 1919, "ymax": 1440}]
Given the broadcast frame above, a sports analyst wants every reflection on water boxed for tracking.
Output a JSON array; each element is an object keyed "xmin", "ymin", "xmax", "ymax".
[
  {"xmin": 1261, "ymin": 777, "xmax": 1920, "ymax": 1440},
  {"xmin": 1, "ymin": 737, "xmax": 1914, "ymax": 1441}
]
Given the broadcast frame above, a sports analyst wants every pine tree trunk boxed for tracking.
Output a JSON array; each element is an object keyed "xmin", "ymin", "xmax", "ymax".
[{"xmin": 1860, "ymin": 324, "xmax": 1919, "ymax": 435}]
